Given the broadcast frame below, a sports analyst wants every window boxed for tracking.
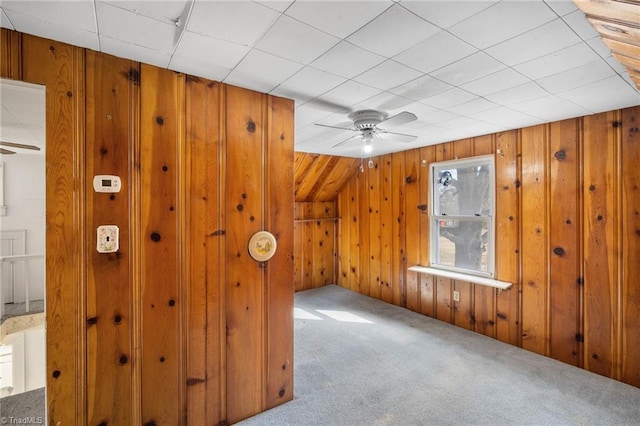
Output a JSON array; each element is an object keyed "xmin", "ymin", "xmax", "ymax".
[{"xmin": 430, "ymin": 155, "xmax": 495, "ymax": 278}]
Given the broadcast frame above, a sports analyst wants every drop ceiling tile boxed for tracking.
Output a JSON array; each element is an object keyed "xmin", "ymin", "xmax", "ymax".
[
  {"xmin": 543, "ymin": 0, "xmax": 578, "ymax": 17},
  {"xmin": 255, "ymin": 1, "xmax": 293, "ymax": 13},
  {"xmin": 96, "ymin": 2, "xmax": 177, "ymax": 54},
  {"xmin": 471, "ymin": 106, "xmax": 541, "ymax": 128},
  {"xmin": 514, "ymin": 42, "xmax": 602, "ymax": 80},
  {"xmin": 485, "ymin": 81, "xmax": 549, "ymax": 106},
  {"xmin": 353, "ymin": 60, "xmax": 422, "ymax": 91},
  {"xmin": 351, "ymin": 91, "xmax": 415, "ymax": 113},
  {"xmin": 271, "ymin": 67, "xmax": 346, "ymax": 103},
  {"xmin": 1, "ymin": 8, "xmax": 15, "ymax": 29},
  {"xmin": 4, "ymin": 10, "xmax": 99, "ymax": 51},
  {"xmin": 414, "ymin": 108, "xmax": 460, "ymax": 125},
  {"xmin": 224, "ymin": 49, "xmax": 303, "ymax": 94},
  {"xmin": 1, "ymin": 0, "xmax": 96, "ymax": 32},
  {"xmin": 401, "ymin": 1, "xmax": 498, "ymax": 29},
  {"xmin": 294, "ymin": 103, "xmax": 336, "ymax": 129},
  {"xmin": 173, "ymin": 31, "xmax": 250, "ymax": 70},
  {"xmin": 422, "ymin": 87, "xmax": 478, "ymax": 109},
  {"xmin": 449, "ymin": 98, "xmax": 498, "ymax": 117},
  {"xmin": 390, "ymin": 75, "xmax": 452, "ymax": 102},
  {"xmin": 429, "ymin": 52, "xmax": 506, "ymax": 86},
  {"xmin": 557, "ymin": 76, "xmax": 640, "ymax": 113},
  {"xmin": 587, "ymin": 36, "xmax": 614, "ymax": 59},
  {"xmin": 449, "ymin": 1, "xmax": 557, "ymax": 49},
  {"xmin": 563, "ymin": 9, "xmax": 599, "ymax": 41},
  {"xmin": 256, "ymin": 15, "xmax": 339, "ymax": 65},
  {"xmin": 315, "ymin": 80, "xmax": 382, "ymax": 111},
  {"xmin": 311, "ymin": 41, "xmax": 385, "ymax": 80},
  {"xmin": 101, "ymin": 36, "xmax": 171, "ymax": 69},
  {"xmin": 486, "ymin": 19, "xmax": 581, "ymax": 66},
  {"xmin": 509, "ymin": 95, "xmax": 591, "ymax": 121},
  {"xmin": 461, "ymin": 68, "xmax": 530, "ymax": 97},
  {"xmin": 393, "ymin": 30, "xmax": 477, "ymax": 74},
  {"xmin": 187, "ymin": 1, "xmax": 280, "ymax": 46},
  {"xmin": 537, "ymin": 60, "xmax": 616, "ymax": 94},
  {"xmin": 346, "ymin": 4, "xmax": 440, "ymax": 57},
  {"xmin": 97, "ymin": 0, "xmax": 188, "ymax": 25},
  {"xmin": 285, "ymin": 1, "xmax": 391, "ymax": 39}
]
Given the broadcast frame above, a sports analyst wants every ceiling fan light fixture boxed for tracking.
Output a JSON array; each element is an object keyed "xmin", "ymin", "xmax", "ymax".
[{"xmin": 363, "ymin": 141, "xmax": 373, "ymax": 154}]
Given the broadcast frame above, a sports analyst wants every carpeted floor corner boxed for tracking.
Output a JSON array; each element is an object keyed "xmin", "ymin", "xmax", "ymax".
[{"xmin": 238, "ymin": 285, "xmax": 640, "ymax": 426}]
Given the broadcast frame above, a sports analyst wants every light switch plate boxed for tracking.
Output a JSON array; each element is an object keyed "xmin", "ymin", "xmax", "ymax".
[{"xmin": 97, "ymin": 225, "xmax": 119, "ymax": 253}]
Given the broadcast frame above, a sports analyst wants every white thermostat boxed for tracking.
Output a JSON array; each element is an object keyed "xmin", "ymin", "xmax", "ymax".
[
  {"xmin": 93, "ymin": 175, "xmax": 121, "ymax": 193},
  {"xmin": 97, "ymin": 225, "xmax": 119, "ymax": 253}
]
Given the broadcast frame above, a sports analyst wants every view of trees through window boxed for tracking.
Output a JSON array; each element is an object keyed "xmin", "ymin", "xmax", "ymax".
[{"xmin": 430, "ymin": 155, "xmax": 494, "ymax": 277}]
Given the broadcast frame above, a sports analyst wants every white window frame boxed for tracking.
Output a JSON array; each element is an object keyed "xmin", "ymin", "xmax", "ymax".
[{"xmin": 429, "ymin": 155, "xmax": 495, "ymax": 278}]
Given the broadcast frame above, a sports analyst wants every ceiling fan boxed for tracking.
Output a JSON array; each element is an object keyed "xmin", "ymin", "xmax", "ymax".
[
  {"xmin": 316, "ymin": 109, "xmax": 418, "ymax": 154},
  {"xmin": 0, "ymin": 140, "xmax": 41, "ymax": 155}
]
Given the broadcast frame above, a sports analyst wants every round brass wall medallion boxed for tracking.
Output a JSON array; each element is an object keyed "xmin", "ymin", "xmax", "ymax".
[{"xmin": 248, "ymin": 231, "xmax": 277, "ymax": 262}]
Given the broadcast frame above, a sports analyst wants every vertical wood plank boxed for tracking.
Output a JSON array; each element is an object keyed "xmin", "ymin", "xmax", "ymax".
[
  {"xmin": 520, "ymin": 124, "xmax": 549, "ymax": 355},
  {"xmin": 348, "ymin": 177, "xmax": 360, "ymax": 292},
  {"xmin": 404, "ymin": 150, "xmax": 420, "ymax": 311},
  {"xmin": 265, "ymin": 95, "xmax": 294, "ymax": 408},
  {"xmin": 185, "ymin": 75, "xmax": 223, "ymax": 425},
  {"xmin": 433, "ymin": 143, "xmax": 454, "ymax": 321},
  {"xmin": 139, "ymin": 64, "xmax": 183, "ymax": 424},
  {"xmin": 391, "ymin": 152, "xmax": 406, "ymax": 306},
  {"xmin": 495, "ymin": 130, "xmax": 520, "ymax": 346},
  {"xmin": 620, "ymin": 106, "xmax": 640, "ymax": 387},
  {"xmin": 369, "ymin": 159, "xmax": 382, "ymax": 299},
  {"xmin": 0, "ymin": 29, "xmax": 21, "ymax": 79},
  {"xmin": 19, "ymin": 34, "xmax": 87, "ymax": 425},
  {"xmin": 380, "ymin": 155, "xmax": 394, "ymax": 303},
  {"xmin": 548, "ymin": 119, "xmax": 581, "ymax": 366},
  {"xmin": 225, "ymin": 85, "xmax": 265, "ymax": 423},
  {"xmin": 583, "ymin": 111, "xmax": 621, "ymax": 379},
  {"xmin": 84, "ymin": 50, "xmax": 135, "ymax": 425},
  {"xmin": 359, "ymin": 166, "xmax": 371, "ymax": 295}
]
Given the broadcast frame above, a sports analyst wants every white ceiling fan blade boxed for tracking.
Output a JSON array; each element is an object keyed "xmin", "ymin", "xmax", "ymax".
[
  {"xmin": 315, "ymin": 123, "xmax": 355, "ymax": 132},
  {"xmin": 332, "ymin": 134, "xmax": 361, "ymax": 148},
  {"xmin": 380, "ymin": 111, "xmax": 417, "ymax": 128},
  {"xmin": 378, "ymin": 130, "xmax": 417, "ymax": 143},
  {"xmin": 1, "ymin": 140, "xmax": 41, "ymax": 151},
  {"xmin": 1, "ymin": 148, "xmax": 16, "ymax": 155}
]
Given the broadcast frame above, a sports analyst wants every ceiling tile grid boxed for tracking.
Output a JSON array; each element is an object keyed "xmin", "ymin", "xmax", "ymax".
[{"xmin": 1, "ymin": 0, "xmax": 638, "ymax": 158}]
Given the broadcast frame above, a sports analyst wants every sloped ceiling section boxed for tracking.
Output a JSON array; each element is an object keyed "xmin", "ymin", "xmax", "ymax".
[
  {"xmin": 294, "ymin": 152, "xmax": 360, "ymax": 202},
  {"xmin": 574, "ymin": 0, "xmax": 640, "ymax": 89}
]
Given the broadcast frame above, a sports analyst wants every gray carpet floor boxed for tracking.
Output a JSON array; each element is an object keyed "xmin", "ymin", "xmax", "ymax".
[
  {"xmin": 0, "ymin": 387, "xmax": 45, "ymax": 424},
  {"xmin": 239, "ymin": 285, "xmax": 640, "ymax": 426}
]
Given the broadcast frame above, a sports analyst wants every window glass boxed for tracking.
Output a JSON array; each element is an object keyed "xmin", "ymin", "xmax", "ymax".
[{"xmin": 430, "ymin": 155, "xmax": 494, "ymax": 277}]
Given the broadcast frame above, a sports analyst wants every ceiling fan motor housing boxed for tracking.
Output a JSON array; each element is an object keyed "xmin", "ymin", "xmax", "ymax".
[{"xmin": 348, "ymin": 109, "xmax": 388, "ymax": 130}]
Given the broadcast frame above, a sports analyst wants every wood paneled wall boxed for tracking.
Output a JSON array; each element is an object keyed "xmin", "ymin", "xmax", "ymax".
[
  {"xmin": 337, "ymin": 108, "xmax": 640, "ymax": 388},
  {"xmin": 294, "ymin": 202, "xmax": 338, "ymax": 291},
  {"xmin": 1, "ymin": 29, "xmax": 294, "ymax": 425}
]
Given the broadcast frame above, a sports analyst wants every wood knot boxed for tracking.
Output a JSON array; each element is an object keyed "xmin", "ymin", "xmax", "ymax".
[
  {"xmin": 162, "ymin": 165, "xmax": 168, "ymax": 172},
  {"xmin": 87, "ymin": 317, "xmax": 98, "ymax": 325},
  {"xmin": 417, "ymin": 204, "xmax": 427, "ymax": 211},
  {"xmin": 554, "ymin": 150, "xmax": 566, "ymax": 160},
  {"xmin": 612, "ymin": 121, "xmax": 621, "ymax": 128},
  {"xmin": 168, "ymin": 299, "xmax": 176, "ymax": 307},
  {"xmin": 156, "ymin": 116, "xmax": 165, "ymax": 125},
  {"xmin": 278, "ymin": 388, "xmax": 286, "ymax": 397},
  {"xmin": 405, "ymin": 176, "xmax": 413, "ymax": 184},
  {"xmin": 66, "ymin": 91, "xmax": 73, "ymax": 97},
  {"xmin": 246, "ymin": 121, "xmax": 256, "ymax": 133},
  {"xmin": 237, "ymin": 204, "xmax": 244, "ymax": 211},
  {"xmin": 114, "ymin": 314, "xmax": 122, "ymax": 324},
  {"xmin": 553, "ymin": 247, "xmax": 565, "ymax": 256},
  {"xmin": 150, "ymin": 232, "xmax": 161, "ymax": 242},
  {"xmin": 119, "ymin": 355, "xmax": 128, "ymax": 364},
  {"xmin": 52, "ymin": 370, "xmax": 61, "ymax": 379}
]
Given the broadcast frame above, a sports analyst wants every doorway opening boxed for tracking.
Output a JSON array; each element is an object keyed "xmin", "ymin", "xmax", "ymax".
[{"xmin": 0, "ymin": 77, "xmax": 46, "ymax": 423}]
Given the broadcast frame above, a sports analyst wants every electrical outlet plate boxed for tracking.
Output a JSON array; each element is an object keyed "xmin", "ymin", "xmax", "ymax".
[
  {"xmin": 97, "ymin": 225, "xmax": 119, "ymax": 253},
  {"xmin": 453, "ymin": 290, "xmax": 460, "ymax": 302}
]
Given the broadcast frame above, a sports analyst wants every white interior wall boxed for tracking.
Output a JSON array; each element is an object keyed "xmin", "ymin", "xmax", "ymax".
[{"xmin": 1, "ymin": 154, "xmax": 45, "ymax": 303}]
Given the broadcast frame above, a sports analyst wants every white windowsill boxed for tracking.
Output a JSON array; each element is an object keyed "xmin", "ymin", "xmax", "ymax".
[{"xmin": 408, "ymin": 265, "xmax": 512, "ymax": 290}]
